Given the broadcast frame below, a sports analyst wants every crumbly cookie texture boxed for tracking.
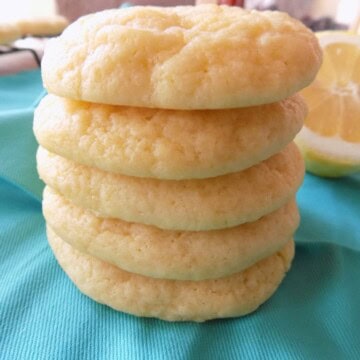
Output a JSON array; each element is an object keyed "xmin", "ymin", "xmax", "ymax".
[
  {"xmin": 44, "ymin": 186, "xmax": 299, "ymax": 280},
  {"xmin": 34, "ymin": 94, "xmax": 306, "ymax": 179},
  {"xmin": 48, "ymin": 226, "xmax": 295, "ymax": 322},
  {"xmin": 42, "ymin": 5, "xmax": 321, "ymax": 109},
  {"xmin": 37, "ymin": 142, "xmax": 304, "ymax": 231}
]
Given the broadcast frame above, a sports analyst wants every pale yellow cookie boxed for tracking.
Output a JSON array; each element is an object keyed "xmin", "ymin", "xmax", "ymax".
[
  {"xmin": 44, "ymin": 186, "xmax": 299, "ymax": 280},
  {"xmin": 47, "ymin": 226, "xmax": 295, "ymax": 322},
  {"xmin": 15, "ymin": 16, "xmax": 68, "ymax": 36},
  {"xmin": 34, "ymin": 94, "xmax": 306, "ymax": 180},
  {"xmin": 42, "ymin": 5, "xmax": 321, "ymax": 109},
  {"xmin": 37, "ymin": 142, "xmax": 304, "ymax": 231},
  {"xmin": 0, "ymin": 23, "xmax": 21, "ymax": 44}
]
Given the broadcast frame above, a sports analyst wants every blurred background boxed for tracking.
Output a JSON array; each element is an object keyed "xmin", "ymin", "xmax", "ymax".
[{"xmin": 0, "ymin": 0, "xmax": 359, "ymax": 27}]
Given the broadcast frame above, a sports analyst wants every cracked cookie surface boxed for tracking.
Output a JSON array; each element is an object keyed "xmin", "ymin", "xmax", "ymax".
[
  {"xmin": 42, "ymin": 5, "xmax": 321, "ymax": 109},
  {"xmin": 34, "ymin": 94, "xmax": 305, "ymax": 179}
]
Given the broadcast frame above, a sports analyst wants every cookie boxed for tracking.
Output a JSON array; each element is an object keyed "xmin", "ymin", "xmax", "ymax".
[
  {"xmin": 44, "ymin": 186, "xmax": 299, "ymax": 280},
  {"xmin": 37, "ymin": 142, "xmax": 304, "ymax": 231},
  {"xmin": 0, "ymin": 23, "xmax": 21, "ymax": 44},
  {"xmin": 34, "ymin": 94, "xmax": 306, "ymax": 180},
  {"xmin": 47, "ymin": 226, "xmax": 295, "ymax": 322},
  {"xmin": 15, "ymin": 15, "xmax": 68, "ymax": 36},
  {"xmin": 41, "ymin": 5, "xmax": 321, "ymax": 109}
]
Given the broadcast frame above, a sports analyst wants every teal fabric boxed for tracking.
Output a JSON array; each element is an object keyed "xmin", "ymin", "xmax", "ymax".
[{"xmin": 1, "ymin": 70, "xmax": 360, "ymax": 360}]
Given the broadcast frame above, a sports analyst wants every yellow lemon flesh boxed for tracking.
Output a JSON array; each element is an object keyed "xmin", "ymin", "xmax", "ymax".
[{"xmin": 296, "ymin": 31, "xmax": 360, "ymax": 177}]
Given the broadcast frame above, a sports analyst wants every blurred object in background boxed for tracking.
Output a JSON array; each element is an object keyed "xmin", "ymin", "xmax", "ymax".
[
  {"xmin": 0, "ymin": 37, "xmax": 44, "ymax": 74},
  {"xmin": 196, "ymin": 0, "xmax": 245, "ymax": 7},
  {"xmin": 0, "ymin": 23, "xmax": 21, "ymax": 45},
  {"xmin": 0, "ymin": 0, "xmax": 66, "ymax": 75},
  {"xmin": 196, "ymin": 1, "xmax": 244, "ymax": 5},
  {"xmin": 57, "ymin": 0, "xmax": 193, "ymax": 22},
  {"xmin": 197, "ymin": 1, "xmax": 245, "ymax": 5},
  {"xmin": 198, "ymin": 0, "xmax": 360, "ymax": 31},
  {"xmin": 15, "ymin": 15, "xmax": 68, "ymax": 37},
  {"xmin": 246, "ymin": 0, "xmax": 360, "ymax": 31}
]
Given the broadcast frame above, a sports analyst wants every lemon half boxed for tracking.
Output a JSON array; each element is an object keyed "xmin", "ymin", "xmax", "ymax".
[{"xmin": 296, "ymin": 31, "xmax": 360, "ymax": 177}]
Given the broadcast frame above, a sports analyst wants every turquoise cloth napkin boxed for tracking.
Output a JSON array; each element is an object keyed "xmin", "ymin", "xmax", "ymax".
[{"xmin": 1, "ymin": 70, "xmax": 360, "ymax": 360}]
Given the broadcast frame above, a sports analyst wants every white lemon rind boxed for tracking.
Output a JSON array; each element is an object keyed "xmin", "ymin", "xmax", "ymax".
[{"xmin": 297, "ymin": 126, "xmax": 360, "ymax": 164}]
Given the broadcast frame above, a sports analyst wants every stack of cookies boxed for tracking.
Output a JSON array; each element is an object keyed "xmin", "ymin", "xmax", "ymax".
[{"xmin": 34, "ymin": 5, "xmax": 321, "ymax": 322}]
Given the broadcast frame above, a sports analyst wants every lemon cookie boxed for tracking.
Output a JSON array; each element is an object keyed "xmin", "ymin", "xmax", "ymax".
[
  {"xmin": 47, "ymin": 226, "xmax": 295, "ymax": 322},
  {"xmin": 37, "ymin": 142, "xmax": 304, "ymax": 231},
  {"xmin": 42, "ymin": 5, "xmax": 321, "ymax": 109},
  {"xmin": 34, "ymin": 94, "xmax": 306, "ymax": 180},
  {"xmin": 44, "ymin": 186, "xmax": 299, "ymax": 280},
  {"xmin": 16, "ymin": 16, "xmax": 68, "ymax": 37},
  {"xmin": 0, "ymin": 23, "xmax": 21, "ymax": 45}
]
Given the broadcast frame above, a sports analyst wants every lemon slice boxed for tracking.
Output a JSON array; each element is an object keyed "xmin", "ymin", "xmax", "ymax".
[{"xmin": 296, "ymin": 31, "xmax": 360, "ymax": 177}]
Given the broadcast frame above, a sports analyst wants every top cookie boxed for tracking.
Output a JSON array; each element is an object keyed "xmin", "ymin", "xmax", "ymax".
[{"xmin": 42, "ymin": 5, "xmax": 322, "ymax": 109}]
